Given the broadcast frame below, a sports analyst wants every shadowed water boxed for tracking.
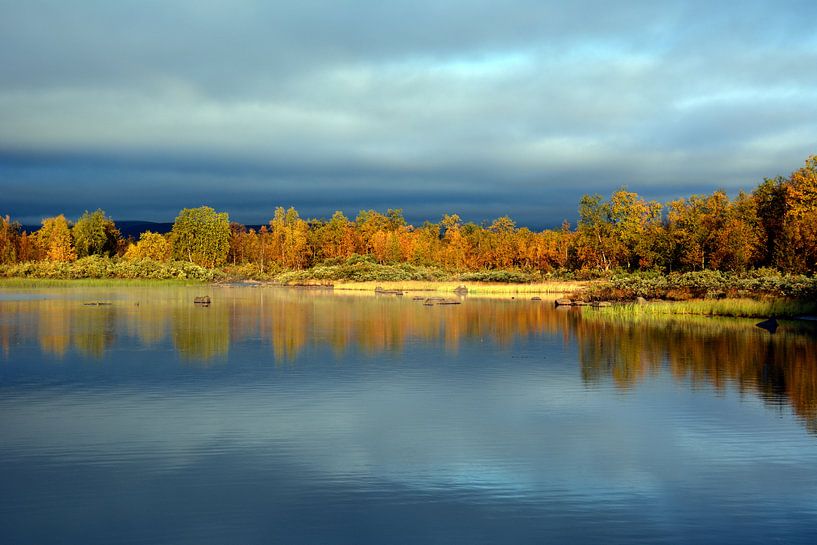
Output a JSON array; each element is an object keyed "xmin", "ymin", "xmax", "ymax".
[{"xmin": 1, "ymin": 286, "xmax": 816, "ymax": 544}]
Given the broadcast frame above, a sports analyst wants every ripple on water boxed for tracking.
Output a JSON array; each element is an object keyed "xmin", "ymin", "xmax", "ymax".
[{"xmin": 1, "ymin": 287, "xmax": 817, "ymax": 544}]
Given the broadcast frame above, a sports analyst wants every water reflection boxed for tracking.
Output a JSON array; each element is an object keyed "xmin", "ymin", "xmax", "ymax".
[
  {"xmin": 575, "ymin": 313, "xmax": 817, "ymax": 432},
  {"xmin": 0, "ymin": 287, "xmax": 571, "ymax": 362},
  {"xmin": 2, "ymin": 286, "xmax": 817, "ymax": 544},
  {"xmin": 1, "ymin": 286, "xmax": 816, "ymax": 431},
  {"xmin": 172, "ymin": 304, "xmax": 230, "ymax": 362}
]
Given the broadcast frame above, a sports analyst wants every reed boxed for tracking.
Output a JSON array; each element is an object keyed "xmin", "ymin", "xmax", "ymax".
[
  {"xmin": 331, "ymin": 280, "xmax": 589, "ymax": 294},
  {"xmin": 581, "ymin": 307, "xmax": 817, "ymax": 341},
  {"xmin": 593, "ymin": 298, "xmax": 817, "ymax": 319}
]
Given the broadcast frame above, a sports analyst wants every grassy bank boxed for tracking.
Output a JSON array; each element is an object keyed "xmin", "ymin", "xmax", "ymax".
[
  {"xmin": 0, "ymin": 278, "xmax": 201, "ymax": 288},
  {"xmin": 3, "ymin": 256, "xmax": 816, "ymax": 306},
  {"xmin": 592, "ymin": 298, "xmax": 817, "ymax": 319},
  {"xmin": 331, "ymin": 280, "xmax": 586, "ymax": 294},
  {"xmin": 0, "ymin": 256, "xmax": 584, "ymax": 293},
  {"xmin": 268, "ymin": 256, "xmax": 545, "ymax": 284},
  {"xmin": 580, "ymin": 270, "xmax": 817, "ymax": 301},
  {"xmin": 0, "ymin": 256, "xmax": 223, "ymax": 282}
]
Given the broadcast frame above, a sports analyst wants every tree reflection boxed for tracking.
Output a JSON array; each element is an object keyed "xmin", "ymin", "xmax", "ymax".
[
  {"xmin": 172, "ymin": 304, "xmax": 230, "ymax": 362},
  {"xmin": 38, "ymin": 300, "xmax": 71, "ymax": 357},
  {"xmin": 575, "ymin": 312, "xmax": 817, "ymax": 432},
  {"xmin": 72, "ymin": 305, "xmax": 116, "ymax": 358},
  {"xmin": 2, "ymin": 287, "xmax": 816, "ymax": 432}
]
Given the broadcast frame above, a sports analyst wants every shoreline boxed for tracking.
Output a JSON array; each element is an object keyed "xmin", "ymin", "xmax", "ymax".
[
  {"xmin": 307, "ymin": 279, "xmax": 589, "ymax": 294},
  {"xmin": 0, "ymin": 277, "xmax": 590, "ymax": 293},
  {"xmin": 2, "ymin": 277, "xmax": 816, "ymax": 320}
]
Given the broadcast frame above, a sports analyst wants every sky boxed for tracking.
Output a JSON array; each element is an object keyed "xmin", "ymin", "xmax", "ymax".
[{"xmin": 1, "ymin": 0, "xmax": 815, "ymax": 229}]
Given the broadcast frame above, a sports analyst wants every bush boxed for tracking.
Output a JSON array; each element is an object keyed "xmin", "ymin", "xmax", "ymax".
[
  {"xmin": 0, "ymin": 257, "xmax": 223, "ymax": 282},
  {"xmin": 273, "ymin": 256, "xmax": 450, "ymax": 283},
  {"xmin": 458, "ymin": 270, "xmax": 533, "ymax": 283},
  {"xmin": 583, "ymin": 270, "xmax": 817, "ymax": 301}
]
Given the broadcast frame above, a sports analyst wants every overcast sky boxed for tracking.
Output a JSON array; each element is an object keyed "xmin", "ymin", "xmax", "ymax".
[{"xmin": 1, "ymin": 0, "xmax": 815, "ymax": 228}]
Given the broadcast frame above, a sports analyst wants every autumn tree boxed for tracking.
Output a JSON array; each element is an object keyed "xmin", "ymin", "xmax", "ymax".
[
  {"xmin": 461, "ymin": 222, "xmax": 490, "ymax": 269},
  {"xmin": 72, "ymin": 209, "xmax": 120, "ymax": 258},
  {"xmin": 576, "ymin": 194, "xmax": 620, "ymax": 270},
  {"xmin": 712, "ymin": 191, "xmax": 762, "ymax": 271},
  {"xmin": 124, "ymin": 231, "xmax": 172, "ymax": 262},
  {"xmin": 354, "ymin": 209, "xmax": 405, "ymax": 263},
  {"xmin": 170, "ymin": 206, "xmax": 230, "ymax": 268},
  {"xmin": 227, "ymin": 223, "xmax": 265, "ymax": 266},
  {"xmin": 488, "ymin": 216, "xmax": 517, "ymax": 269},
  {"xmin": 0, "ymin": 215, "xmax": 21, "ymax": 264},
  {"xmin": 609, "ymin": 189, "xmax": 663, "ymax": 270},
  {"xmin": 410, "ymin": 221, "xmax": 441, "ymax": 265},
  {"xmin": 9, "ymin": 154, "xmax": 809, "ymax": 276},
  {"xmin": 753, "ymin": 176, "xmax": 791, "ymax": 269},
  {"xmin": 515, "ymin": 228, "xmax": 541, "ymax": 270},
  {"xmin": 386, "ymin": 208, "xmax": 406, "ymax": 230},
  {"xmin": 440, "ymin": 214, "xmax": 469, "ymax": 269},
  {"xmin": 37, "ymin": 215, "xmax": 77, "ymax": 262},
  {"xmin": 313, "ymin": 211, "xmax": 356, "ymax": 261},
  {"xmin": 257, "ymin": 226, "xmax": 274, "ymax": 273},
  {"xmin": 667, "ymin": 194, "xmax": 710, "ymax": 270},
  {"xmin": 17, "ymin": 231, "xmax": 37, "ymax": 262},
  {"xmin": 667, "ymin": 191, "xmax": 762, "ymax": 272},
  {"xmin": 554, "ymin": 221, "xmax": 574, "ymax": 270},
  {"xmin": 784, "ymin": 155, "xmax": 817, "ymax": 273},
  {"xmin": 268, "ymin": 207, "xmax": 310, "ymax": 269},
  {"xmin": 354, "ymin": 210, "xmax": 385, "ymax": 255}
]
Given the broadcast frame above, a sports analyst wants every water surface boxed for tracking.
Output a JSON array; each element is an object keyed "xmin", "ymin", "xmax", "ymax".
[{"xmin": 1, "ymin": 286, "xmax": 816, "ymax": 544}]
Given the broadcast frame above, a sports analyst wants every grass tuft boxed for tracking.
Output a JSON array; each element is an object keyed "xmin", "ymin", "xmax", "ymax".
[{"xmin": 593, "ymin": 298, "xmax": 817, "ymax": 319}]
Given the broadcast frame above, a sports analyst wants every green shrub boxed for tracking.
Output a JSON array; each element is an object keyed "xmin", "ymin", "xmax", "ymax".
[
  {"xmin": 273, "ymin": 256, "xmax": 450, "ymax": 283},
  {"xmin": 0, "ymin": 257, "xmax": 222, "ymax": 282},
  {"xmin": 457, "ymin": 270, "xmax": 533, "ymax": 283},
  {"xmin": 583, "ymin": 270, "xmax": 817, "ymax": 301}
]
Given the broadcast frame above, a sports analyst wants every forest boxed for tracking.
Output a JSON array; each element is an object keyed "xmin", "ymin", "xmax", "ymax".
[{"xmin": 1, "ymin": 155, "xmax": 815, "ymax": 281}]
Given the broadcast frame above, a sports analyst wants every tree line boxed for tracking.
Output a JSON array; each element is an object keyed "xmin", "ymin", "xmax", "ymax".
[{"xmin": 1, "ymin": 155, "xmax": 815, "ymax": 275}]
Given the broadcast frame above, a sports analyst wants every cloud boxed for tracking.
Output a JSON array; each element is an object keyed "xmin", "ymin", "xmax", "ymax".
[{"xmin": 1, "ymin": 0, "xmax": 815, "ymax": 225}]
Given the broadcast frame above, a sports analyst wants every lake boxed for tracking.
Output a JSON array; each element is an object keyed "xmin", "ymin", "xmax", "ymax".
[{"xmin": 1, "ymin": 285, "xmax": 816, "ymax": 544}]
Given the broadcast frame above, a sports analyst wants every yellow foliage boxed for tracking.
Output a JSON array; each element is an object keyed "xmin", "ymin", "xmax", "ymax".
[
  {"xmin": 124, "ymin": 231, "xmax": 172, "ymax": 262},
  {"xmin": 38, "ymin": 215, "xmax": 76, "ymax": 262}
]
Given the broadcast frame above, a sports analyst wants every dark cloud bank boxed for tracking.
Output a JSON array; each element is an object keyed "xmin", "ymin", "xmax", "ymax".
[{"xmin": 1, "ymin": 0, "xmax": 815, "ymax": 227}]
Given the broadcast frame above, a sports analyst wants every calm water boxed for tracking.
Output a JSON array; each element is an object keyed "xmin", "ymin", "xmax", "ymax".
[{"xmin": 1, "ymin": 286, "xmax": 817, "ymax": 544}]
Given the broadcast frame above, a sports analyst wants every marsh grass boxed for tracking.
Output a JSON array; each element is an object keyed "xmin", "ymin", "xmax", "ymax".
[
  {"xmin": 594, "ymin": 298, "xmax": 817, "ymax": 319},
  {"xmin": 584, "ymin": 270, "xmax": 817, "ymax": 301},
  {"xmin": 581, "ymin": 306, "xmax": 817, "ymax": 342},
  {"xmin": 331, "ymin": 280, "xmax": 589, "ymax": 294}
]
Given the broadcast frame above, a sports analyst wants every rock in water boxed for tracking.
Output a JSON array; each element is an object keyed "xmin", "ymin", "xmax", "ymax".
[
  {"xmin": 755, "ymin": 317, "xmax": 778, "ymax": 333},
  {"xmin": 194, "ymin": 296, "xmax": 211, "ymax": 305}
]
